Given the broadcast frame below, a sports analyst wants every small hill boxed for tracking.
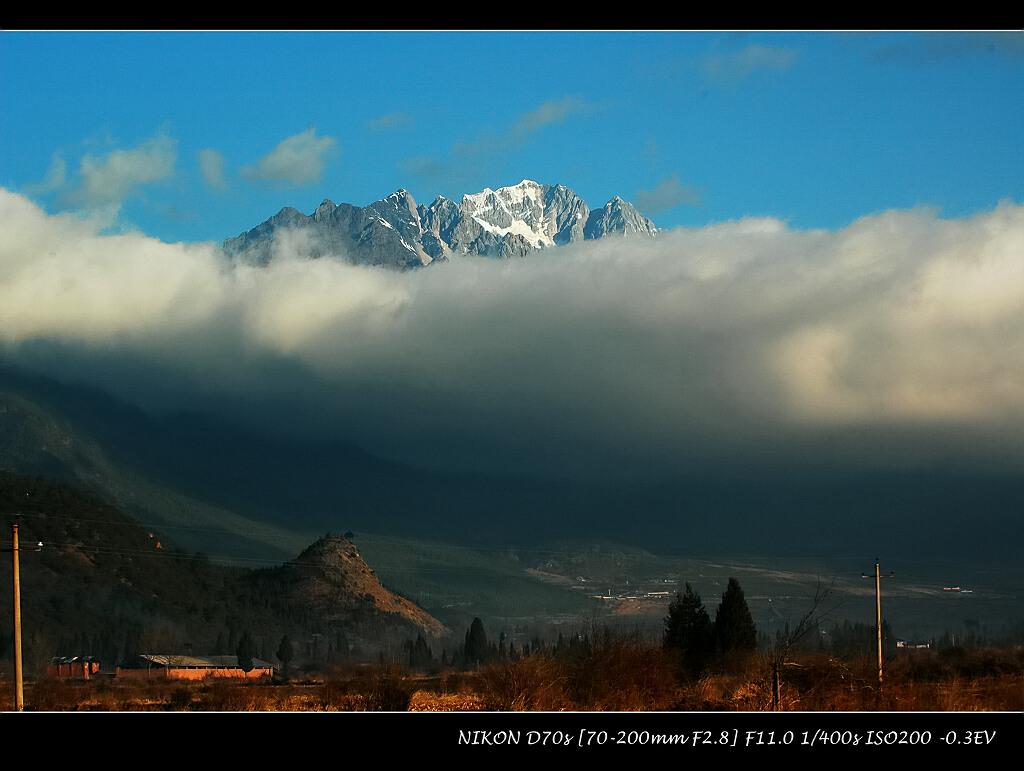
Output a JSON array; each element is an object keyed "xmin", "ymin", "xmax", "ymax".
[
  {"xmin": 249, "ymin": 535, "xmax": 447, "ymax": 638},
  {"xmin": 0, "ymin": 472, "xmax": 444, "ymax": 671}
]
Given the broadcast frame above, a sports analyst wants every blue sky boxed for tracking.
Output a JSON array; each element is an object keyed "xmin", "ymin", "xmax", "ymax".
[{"xmin": 2, "ymin": 30, "xmax": 1022, "ymax": 242}]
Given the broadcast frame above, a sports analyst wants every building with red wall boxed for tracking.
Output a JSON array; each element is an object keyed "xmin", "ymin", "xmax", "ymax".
[
  {"xmin": 47, "ymin": 656, "xmax": 102, "ymax": 679},
  {"xmin": 116, "ymin": 654, "xmax": 275, "ymax": 680}
]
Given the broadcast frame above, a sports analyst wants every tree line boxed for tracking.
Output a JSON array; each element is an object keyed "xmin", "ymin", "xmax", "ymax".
[{"xmin": 663, "ymin": 577, "xmax": 758, "ymax": 678}]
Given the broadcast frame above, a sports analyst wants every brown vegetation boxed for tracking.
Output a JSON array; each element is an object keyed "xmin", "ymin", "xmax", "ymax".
[
  {"xmin": 475, "ymin": 654, "xmax": 570, "ymax": 710},
  {"xmin": 322, "ymin": 663, "xmax": 417, "ymax": 710},
  {"xmin": 2, "ymin": 645, "xmax": 1021, "ymax": 711}
]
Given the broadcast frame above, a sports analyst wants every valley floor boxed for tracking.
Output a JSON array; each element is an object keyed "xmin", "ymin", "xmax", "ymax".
[{"xmin": 4, "ymin": 649, "xmax": 1022, "ymax": 712}]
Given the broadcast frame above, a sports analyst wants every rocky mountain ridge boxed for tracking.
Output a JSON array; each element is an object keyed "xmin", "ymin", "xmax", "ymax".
[{"xmin": 224, "ymin": 179, "xmax": 658, "ymax": 269}]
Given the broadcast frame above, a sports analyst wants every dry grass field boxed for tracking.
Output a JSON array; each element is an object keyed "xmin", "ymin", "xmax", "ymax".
[{"xmin": 2, "ymin": 645, "xmax": 1022, "ymax": 712}]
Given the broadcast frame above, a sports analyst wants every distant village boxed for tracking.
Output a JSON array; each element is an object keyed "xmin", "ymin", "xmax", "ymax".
[
  {"xmin": 569, "ymin": 573, "xmax": 679, "ymax": 603},
  {"xmin": 48, "ymin": 654, "xmax": 276, "ymax": 681}
]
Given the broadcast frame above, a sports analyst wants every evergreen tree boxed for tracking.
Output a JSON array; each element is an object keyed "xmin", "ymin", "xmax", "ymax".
[
  {"xmin": 276, "ymin": 635, "xmax": 294, "ymax": 679},
  {"xmin": 236, "ymin": 630, "xmax": 257, "ymax": 672},
  {"xmin": 408, "ymin": 633, "xmax": 433, "ymax": 670},
  {"xmin": 714, "ymin": 578, "xmax": 758, "ymax": 657},
  {"xmin": 464, "ymin": 617, "xmax": 489, "ymax": 666},
  {"xmin": 663, "ymin": 583, "xmax": 715, "ymax": 678}
]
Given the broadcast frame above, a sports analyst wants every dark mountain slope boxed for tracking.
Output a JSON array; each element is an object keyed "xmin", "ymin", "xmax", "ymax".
[{"xmin": 0, "ymin": 472, "xmax": 445, "ymax": 673}]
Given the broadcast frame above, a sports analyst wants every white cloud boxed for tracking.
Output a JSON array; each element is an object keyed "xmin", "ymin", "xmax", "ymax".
[
  {"xmin": 198, "ymin": 148, "xmax": 228, "ymax": 190},
  {"xmin": 66, "ymin": 134, "xmax": 177, "ymax": 209},
  {"xmin": 510, "ymin": 96, "xmax": 593, "ymax": 137},
  {"xmin": 367, "ymin": 112, "xmax": 415, "ymax": 132},
  {"xmin": 243, "ymin": 127, "xmax": 337, "ymax": 186},
  {"xmin": 24, "ymin": 154, "xmax": 67, "ymax": 196},
  {"xmin": 702, "ymin": 44, "xmax": 799, "ymax": 84},
  {"xmin": 635, "ymin": 174, "xmax": 701, "ymax": 213},
  {"xmin": 2, "ymin": 187, "xmax": 1023, "ymax": 476},
  {"xmin": 409, "ymin": 95, "xmax": 598, "ymax": 178},
  {"xmin": 0, "ymin": 190, "xmax": 222, "ymax": 342}
]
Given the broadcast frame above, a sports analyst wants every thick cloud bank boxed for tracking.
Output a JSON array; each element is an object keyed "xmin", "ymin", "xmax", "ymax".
[{"xmin": 2, "ymin": 188, "xmax": 1022, "ymax": 478}]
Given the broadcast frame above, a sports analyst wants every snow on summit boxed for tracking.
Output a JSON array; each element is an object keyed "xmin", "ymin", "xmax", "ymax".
[{"xmin": 224, "ymin": 179, "xmax": 657, "ymax": 268}]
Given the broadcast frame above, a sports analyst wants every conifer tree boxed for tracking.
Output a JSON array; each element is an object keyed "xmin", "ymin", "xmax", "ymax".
[
  {"xmin": 713, "ymin": 578, "xmax": 758, "ymax": 657},
  {"xmin": 464, "ymin": 617, "xmax": 489, "ymax": 666},
  {"xmin": 663, "ymin": 583, "xmax": 715, "ymax": 678},
  {"xmin": 276, "ymin": 635, "xmax": 294, "ymax": 679},
  {"xmin": 236, "ymin": 630, "xmax": 257, "ymax": 672},
  {"xmin": 411, "ymin": 633, "xmax": 433, "ymax": 669}
]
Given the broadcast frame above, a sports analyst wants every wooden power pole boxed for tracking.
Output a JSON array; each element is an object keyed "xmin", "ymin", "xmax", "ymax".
[
  {"xmin": 862, "ymin": 559, "xmax": 894, "ymax": 694},
  {"xmin": 874, "ymin": 560, "xmax": 882, "ymax": 688},
  {"xmin": 12, "ymin": 522, "xmax": 24, "ymax": 711}
]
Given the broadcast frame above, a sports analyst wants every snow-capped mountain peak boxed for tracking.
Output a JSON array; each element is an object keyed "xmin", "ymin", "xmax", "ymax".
[
  {"xmin": 224, "ymin": 180, "xmax": 657, "ymax": 269},
  {"xmin": 460, "ymin": 180, "xmax": 556, "ymax": 249}
]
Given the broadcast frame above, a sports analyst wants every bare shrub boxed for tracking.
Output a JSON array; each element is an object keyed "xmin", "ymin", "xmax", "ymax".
[
  {"xmin": 323, "ymin": 664, "xmax": 414, "ymax": 711},
  {"xmin": 891, "ymin": 647, "xmax": 1024, "ymax": 682},
  {"xmin": 167, "ymin": 685, "xmax": 193, "ymax": 711},
  {"xmin": 476, "ymin": 655, "xmax": 571, "ymax": 711},
  {"xmin": 203, "ymin": 681, "xmax": 258, "ymax": 711},
  {"xmin": 440, "ymin": 670, "xmax": 471, "ymax": 694},
  {"xmin": 565, "ymin": 632, "xmax": 680, "ymax": 710},
  {"xmin": 25, "ymin": 677, "xmax": 81, "ymax": 711},
  {"xmin": 408, "ymin": 690, "xmax": 487, "ymax": 711}
]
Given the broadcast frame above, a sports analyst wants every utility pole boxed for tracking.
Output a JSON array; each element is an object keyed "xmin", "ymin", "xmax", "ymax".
[
  {"xmin": 861, "ymin": 559, "xmax": 895, "ymax": 693},
  {"xmin": 5, "ymin": 521, "xmax": 43, "ymax": 711},
  {"xmin": 12, "ymin": 522, "xmax": 23, "ymax": 711},
  {"xmin": 874, "ymin": 560, "xmax": 882, "ymax": 688}
]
